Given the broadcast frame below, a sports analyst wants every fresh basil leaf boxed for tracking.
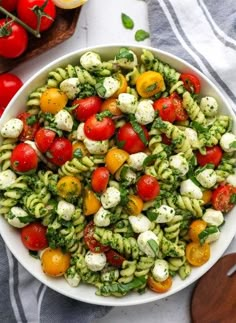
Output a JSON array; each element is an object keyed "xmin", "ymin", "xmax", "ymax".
[
  {"xmin": 116, "ymin": 139, "xmax": 126, "ymax": 149},
  {"xmin": 143, "ymin": 154, "xmax": 158, "ymax": 167},
  {"xmin": 26, "ymin": 115, "xmax": 37, "ymax": 125},
  {"xmin": 146, "ymin": 210, "xmax": 158, "ymax": 222},
  {"xmin": 73, "ymin": 148, "xmax": 83, "ymax": 159},
  {"xmin": 130, "ymin": 115, "xmax": 148, "ymax": 146},
  {"xmin": 146, "ymin": 83, "xmax": 157, "ymax": 92},
  {"xmin": 120, "ymin": 185, "xmax": 129, "ymax": 206},
  {"xmin": 96, "ymin": 110, "xmax": 113, "ymax": 121},
  {"xmin": 230, "ymin": 193, "xmax": 236, "ymax": 204},
  {"xmin": 191, "ymin": 121, "xmax": 208, "ymax": 133},
  {"xmin": 115, "ymin": 48, "xmax": 134, "ymax": 62},
  {"xmin": 121, "ymin": 13, "xmax": 134, "ymax": 30},
  {"xmin": 95, "ymin": 82, "xmax": 106, "ymax": 97},
  {"xmin": 29, "ymin": 250, "xmax": 39, "ymax": 259},
  {"xmin": 229, "ymin": 141, "xmax": 236, "ymax": 149},
  {"xmin": 198, "ymin": 226, "xmax": 219, "ymax": 244},
  {"xmin": 135, "ymin": 29, "xmax": 150, "ymax": 42},
  {"xmin": 147, "ymin": 239, "xmax": 158, "ymax": 255}
]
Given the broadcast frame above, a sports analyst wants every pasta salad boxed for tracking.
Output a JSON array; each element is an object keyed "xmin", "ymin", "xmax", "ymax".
[{"xmin": 0, "ymin": 47, "xmax": 236, "ymax": 297}]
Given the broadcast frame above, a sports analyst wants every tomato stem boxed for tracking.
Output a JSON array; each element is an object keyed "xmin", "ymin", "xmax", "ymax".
[{"xmin": 0, "ymin": 6, "xmax": 41, "ymax": 38}]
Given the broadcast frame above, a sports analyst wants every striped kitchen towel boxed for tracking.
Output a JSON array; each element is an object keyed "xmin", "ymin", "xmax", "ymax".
[{"xmin": 146, "ymin": 0, "xmax": 236, "ymax": 113}]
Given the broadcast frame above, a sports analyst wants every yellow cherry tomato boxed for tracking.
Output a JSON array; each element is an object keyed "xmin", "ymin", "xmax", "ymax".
[
  {"xmin": 40, "ymin": 88, "xmax": 68, "ymax": 114},
  {"xmin": 126, "ymin": 195, "xmax": 144, "ymax": 215},
  {"xmin": 186, "ymin": 242, "xmax": 210, "ymax": 267},
  {"xmin": 57, "ymin": 175, "xmax": 82, "ymax": 200},
  {"xmin": 72, "ymin": 141, "xmax": 89, "ymax": 157},
  {"xmin": 188, "ymin": 219, "xmax": 207, "ymax": 243},
  {"xmin": 101, "ymin": 98, "xmax": 123, "ymax": 116},
  {"xmin": 52, "ymin": 0, "xmax": 87, "ymax": 9},
  {"xmin": 41, "ymin": 248, "xmax": 71, "ymax": 277},
  {"xmin": 147, "ymin": 275, "xmax": 172, "ymax": 293},
  {"xmin": 105, "ymin": 147, "xmax": 129, "ymax": 174},
  {"xmin": 111, "ymin": 73, "xmax": 128, "ymax": 98},
  {"xmin": 136, "ymin": 71, "xmax": 165, "ymax": 98},
  {"xmin": 83, "ymin": 189, "xmax": 101, "ymax": 216},
  {"xmin": 202, "ymin": 190, "xmax": 212, "ymax": 205}
]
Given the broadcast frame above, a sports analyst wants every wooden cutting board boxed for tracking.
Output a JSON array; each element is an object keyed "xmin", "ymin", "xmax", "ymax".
[{"xmin": 191, "ymin": 253, "xmax": 236, "ymax": 323}]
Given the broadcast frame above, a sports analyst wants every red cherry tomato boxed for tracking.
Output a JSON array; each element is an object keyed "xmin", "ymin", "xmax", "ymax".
[
  {"xmin": 211, "ymin": 185, "xmax": 236, "ymax": 213},
  {"xmin": 180, "ymin": 73, "xmax": 201, "ymax": 94},
  {"xmin": 0, "ymin": 106, "xmax": 5, "ymax": 117},
  {"xmin": 136, "ymin": 175, "xmax": 160, "ymax": 201},
  {"xmin": 35, "ymin": 128, "xmax": 56, "ymax": 153},
  {"xmin": 105, "ymin": 249, "xmax": 125, "ymax": 267},
  {"xmin": 84, "ymin": 114, "xmax": 115, "ymax": 141},
  {"xmin": 0, "ymin": 73, "xmax": 23, "ymax": 108},
  {"xmin": 196, "ymin": 146, "xmax": 223, "ymax": 167},
  {"xmin": 11, "ymin": 143, "xmax": 38, "ymax": 173},
  {"xmin": 91, "ymin": 167, "xmax": 110, "ymax": 193},
  {"xmin": 17, "ymin": 0, "xmax": 56, "ymax": 32},
  {"xmin": 116, "ymin": 122, "xmax": 149, "ymax": 154},
  {"xmin": 46, "ymin": 137, "xmax": 72, "ymax": 166},
  {"xmin": 161, "ymin": 134, "xmax": 172, "ymax": 145},
  {"xmin": 170, "ymin": 92, "xmax": 188, "ymax": 121},
  {"xmin": 84, "ymin": 221, "xmax": 110, "ymax": 253},
  {"xmin": 21, "ymin": 222, "xmax": 48, "ymax": 251},
  {"xmin": 153, "ymin": 97, "xmax": 176, "ymax": 123},
  {"xmin": 17, "ymin": 112, "xmax": 40, "ymax": 141},
  {"xmin": 1, "ymin": 0, "xmax": 18, "ymax": 12},
  {"xmin": 0, "ymin": 19, "xmax": 28, "ymax": 59},
  {"xmin": 72, "ymin": 96, "xmax": 102, "ymax": 122}
]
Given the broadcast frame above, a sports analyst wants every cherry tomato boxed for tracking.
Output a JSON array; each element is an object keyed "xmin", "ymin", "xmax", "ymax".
[
  {"xmin": 126, "ymin": 195, "xmax": 144, "ymax": 215},
  {"xmin": 17, "ymin": 0, "xmax": 56, "ymax": 32},
  {"xmin": 35, "ymin": 128, "xmax": 56, "ymax": 153},
  {"xmin": 40, "ymin": 88, "xmax": 68, "ymax": 114},
  {"xmin": 91, "ymin": 167, "xmax": 110, "ymax": 193},
  {"xmin": 116, "ymin": 122, "xmax": 149, "ymax": 154},
  {"xmin": 211, "ymin": 184, "xmax": 236, "ymax": 213},
  {"xmin": 136, "ymin": 175, "xmax": 160, "ymax": 201},
  {"xmin": 46, "ymin": 137, "xmax": 72, "ymax": 166},
  {"xmin": 1, "ymin": 0, "xmax": 18, "ymax": 12},
  {"xmin": 136, "ymin": 71, "xmax": 165, "ymax": 98},
  {"xmin": 0, "ymin": 19, "xmax": 28, "ymax": 59},
  {"xmin": 21, "ymin": 222, "xmax": 48, "ymax": 251},
  {"xmin": 41, "ymin": 248, "xmax": 71, "ymax": 277},
  {"xmin": 196, "ymin": 146, "xmax": 223, "ymax": 167},
  {"xmin": 147, "ymin": 275, "xmax": 172, "ymax": 293},
  {"xmin": 84, "ymin": 114, "xmax": 115, "ymax": 141},
  {"xmin": 11, "ymin": 143, "xmax": 38, "ymax": 173},
  {"xmin": 0, "ymin": 106, "xmax": 5, "ymax": 117},
  {"xmin": 180, "ymin": 73, "xmax": 201, "ymax": 94},
  {"xmin": 83, "ymin": 189, "xmax": 101, "ymax": 216},
  {"xmin": 105, "ymin": 249, "xmax": 125, "ymax": 267},
  {"xmin": 111, "ymin": 73, "xmax": 128, "ymax": 98},
  {"xmin": 161, "ymin": 134, "xmax": 172, "ymax": 145},
  {"xmin": 153, "ymin": 97, "xmax": 176, "ymax": 123},
  {"xmin": 72, "ymin": 96, "xmax": 102, "ymax": 122},
  {"xmin": 202, "ymin": 190, "xmax": 213, "ymax": 205},
  {"xmin": 186, "ymin": 242, "xmax": 210, "ymax": 266},
  {"xmin": 0, "ymin": 73, "xmax": 23, "ymax": 108},
  {"xmin": 84, "ymin": 221, "xmax": 110, "ymax": 253},
  {"xmin": 57, "ymin": 176, "xmax": 82, "ymax": 200},
  {"xmin": 17, "ymin": 112, "xmax": 40, "ymax": 141},
  {"xmin": 170, "ymin": 92, "xmax": 188, "ymax": 121},
  {"xmin": 101, "ymin": 98, "xmax": 122, "ymax": 116},
  {"xmin": 188, "ymin": 220, "xmax": 207, "ymax": 243},
  {"xmin": 105, "ymin": 148, "xmax": 129, "ymax": 174}
]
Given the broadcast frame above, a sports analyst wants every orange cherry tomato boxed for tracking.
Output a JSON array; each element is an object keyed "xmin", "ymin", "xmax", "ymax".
[
  {"xmin": 72, "ymin": 141, "xmax": 89, "ymax": 157},
  {"xmin": 186, "ymin": 242, "xmax": 210, "ymax": 267},
  {"xmin": 57, "ymin": 176, "xmax": 82, "ymax": 200},
  {"xmin": 136, "ymin": 71, "xmax": 165, "ymax": 98},
  {"xmin": 100, "ymin": 98, "xmax": 123, "ymax": 116},
  {"xmin": 41, "ymin": 248, "xmax": 71, "ymax": 277},
  {"xmin": 83, "ymin": 189, "xmax": 101, "ymax": 216},
  {"xmin": 202, "ymin": 190, "xmax": 212, "ymax": 205},
  {"xmin": 147, "ymin": 275, "xmax": 172, "ymax": 293},
  {"xmin": 126, "ymin": 195, "xmax": 144, "ymax": 215},
  {"xmin": 105, "ymin": 147, "xmax": 129, "ymax": 174},
  {"xmin": 111, "ymin": 73, "xmax": 128, "ymax": 98},
  {"xmin": 40, "ymin": 88, "xmax": 68, "ymax": 114},
  {"xmin": 188, "ymin": 220, "xmax": 207, "ymax": 243}
]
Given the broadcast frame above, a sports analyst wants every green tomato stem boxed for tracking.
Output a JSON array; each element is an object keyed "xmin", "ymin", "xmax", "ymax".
[{"xmin": 0, "ymin": 6, "xmax": 41, "ymax": 38}]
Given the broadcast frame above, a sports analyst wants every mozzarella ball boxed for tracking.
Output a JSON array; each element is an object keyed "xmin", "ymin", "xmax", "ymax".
[
  {"xmin": 80, "ymin": 51, "xmax": 102, "ymax": 70},
  {"xmin": 180, "ymin": 179, "xmax": 203, "ymax": 199},
  {"xmin": 0, "ymin": 169, "xmax": 17, "ymax": 190},
  {"xmin": 128, "ymin": 152, "xmax": 148, "ymax": 171},
  {"xmin": 83, "ymin": 138, "xmax": 109, "ymax": 154},
  {"xmin": 152, "ymin": 259, "xmax": 169, "ymax": 282},
  {"xmin": 117, "ymin": 93, "xmax": 138, "ymax": 114},
  {"xmin": 54, "ymin": 109, "xmax": 73, "ymax": 132},
  {"xmin": 94, "ymin": 207, "xmax": 111, "ymax": 227},
  {"xmin": 220, "ymin": 133, "xmax": 236, "ymax": 153},
  {"xmin": 60, "ymin": 78, "xmax": 80, "ymax": 100},
  {"xmin": 184, "ymin": 128, "xmax": 199, "ymax": 149},
  {"xmin": 101, "ymin": 187, "xmax": 121, "ymax": 209},
  {"xmin": 196, "ymin": 169, "xmax": 217, "ymax": 188},
  {"xmin": 7, "ymin": 207, "xmax": 30, "ymax": 228},
  {"xmin": 57, "ymin": 200, "xmax": 75, "ymax": 221},
  {"xmin": 115, "ymin": 49, "xmax": 138, "ymax": 69},
  {"xmin": 76, "ymin": 123, "xmax": 86, "ymax": 141},
  {"xmin": 200, "ymin": 96, "xmax": 218, "ymax": 117},
  {"xmin": 85, "ymin": 251, "xmax": 106, "ymax": 271},
  {"xmin": 1, "ymin": 118, "xmax": 23, "ymax": 138},
  {"xmin": 129, "ymin": 214, "xmax": 151, "ymax": 233},
  {"xmin": 98, "ymin": 77, "xmax": 120, "ymax": 98},
  {"xmin": 154, "ymin": 205, "xmax": 175, "ymax": 223},
  {"xmin": 137, "ymin": 231, "xmax": 159, "ymax": 257},
  {"xmin": 169, "ymin": 154, "xmax": 189, "ymax": 176},
  {"xmin": 226, "ymin": 172, "xmax": 236, "ymax": 187},
  {"xmin": 202, "ymin": 208, "xmax": 224, "ymax": 226},
  {"xmin": 135, "ymin": 99, "xmax": 155, "ymax": 125},
  {"xmin": 204, "ymin": 229, "xmax": 221, "ymax": 244}
]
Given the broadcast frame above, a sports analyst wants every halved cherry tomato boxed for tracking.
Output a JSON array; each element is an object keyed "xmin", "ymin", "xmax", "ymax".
[
  {"xmin": 91, "ymin": 167, "xmax": 110, "ymax": 193},
  {"xmin": 46, "ymin": 137, "xmax": 72, "ymax": 166},
  {"xmin": 17, "ymin": 112, "xmax": 40, "ymax": 141},
  {"xmin": 72, "ymin": 96, "xmax": 102, "ymax": 122},
  {"xmin": 126, "ymin": 195, "xmax": 144, "ymax": 215},
  {"xmin": 35, "ymin": 128, "xmax": 56, "ymax": 153},
  {"xmin": 111, "ymin": 73, "xmax": 128, "ymax": 98},
  {"xmin": 84, "ymin": 114, "xmax": 115, "ymax": 141},
  {"xmin": 116, "ymin": 122, "xmax": 149, "ymax": 154},
  {"xmin": 101, "ymin": 98, "xmax": 122, "ymax": 116},
  {"xmin": 105, "ymin": 249, "xmax": 125, "ymax": 267},
  {"xmin": 105, "ymin": 147, "xmax": 129, "ymax": 174},
  {"xmin": 153, "ymin": 97, "xmax": 176, "ymax": 123},
  {"xmin": 170, "ymin": 92, "xmax": 188, "ymax": 121},
  {"xmin": 0, "ymin": 73, "xmax": 23, "ymax": 108},
  {"xmin": 186, "ymin": 242, "xmax": 210, "ymax": 266},
  {"xmin": 136, "ymin": 175, "xmax": 160, "ymax": 201},
  {"xmin": 161, "ymin": 134, "xmax": 172, "ymax": 145},
  {"xmin": 196, "ymin": 146, "xmax": 223, "ymax": 167},
  {"xmin": 41, "ymin": 248, "xmax": 71, "ymax": 277},
  {"xmin": 11, "ymin": 143, "xmax": 38, "ymax": 173},
  {"xmin": 84, "ymin": 221, "xmax": 110, "ymax": 253},
  {"xmin": 188, "ymin": 220, "xmax": 207, "ymax": 243},
  {"xmin": 83, "ymin": 189, "xmax": 101, "ymax": 216},
  {"xmin": 40, "ymin": 88, "xmax": 68, "ymax": 114},
  {"xmin": 211, "ymin": 184, "xmax": 236, "ymax": 213},
  {"xmin": 21, "ymin": 222, "xmax": 48, "ymax": 251},
  {"xmin": 147, "ymin": 275, "xmax": 172, "ymax": 293},
  {"xmin": 136, "ymin": 71, "xmax": 165, "ymax": 98},
  {"xmin": 202, "ymin": 190, "xmax": 212, "ymax": 205},
  {"xmin": 57, "ymin": 176, "xmax": 82, "ymax": 200},
  {"xmin": 180, "ymin": 73, "xmax": 201, "ymax": 94}
]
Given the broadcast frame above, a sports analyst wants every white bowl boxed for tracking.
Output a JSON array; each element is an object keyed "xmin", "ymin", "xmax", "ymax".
[{"xmin": 0, "ymin": 44, "xmax": 235, "ymax": 306}]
